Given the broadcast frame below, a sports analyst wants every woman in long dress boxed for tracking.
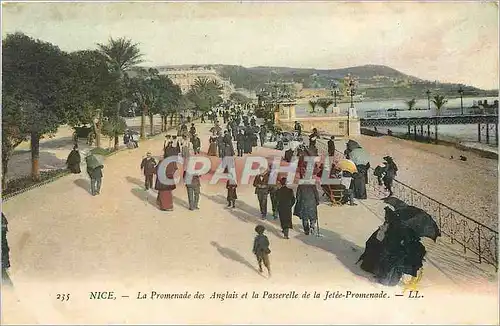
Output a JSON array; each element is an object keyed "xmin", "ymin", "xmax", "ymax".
[
  {"xmin": 66, "ymin": 145, "xmax": 81, "ymax": 174},
  {"xmin": 155, "ymin": 151, "xmax": 178, "ymax": 211},
  {"xmin": 207, "ymin": 133, "xmax": 218, "ymax": 156}
]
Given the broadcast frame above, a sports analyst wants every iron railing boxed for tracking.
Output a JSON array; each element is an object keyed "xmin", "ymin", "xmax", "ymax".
[{"xmin": 312, "ymin": 137, "xmax": 498, "ymax": 270}]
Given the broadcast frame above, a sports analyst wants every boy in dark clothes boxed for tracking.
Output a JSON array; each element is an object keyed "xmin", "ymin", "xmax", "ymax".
[
  {"xmin": 226, "ymin": 179, "xmax": 238, "ymax": 208},
  {"xmin": 253, "ymin": 224, "xmax": 271, "ymax": 277}
]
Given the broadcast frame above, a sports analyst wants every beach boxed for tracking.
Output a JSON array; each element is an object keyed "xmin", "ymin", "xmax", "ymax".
[{"xmin": 350, "ymin": 134, "xmax": 498, "ymax": 229}]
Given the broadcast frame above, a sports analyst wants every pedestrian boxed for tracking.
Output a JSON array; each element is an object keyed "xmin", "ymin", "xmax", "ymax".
[
  {"xmin": 201, "ymin": 113, "xmax": 206, "ymax": 123},
  {"xmin": 236, "ymin": 130, "xmax": 245, "ymax": 157},
  {"xmin": 276, "ymin": 177, "xmax": 296, "ymax": 239},
  {"xmin": 155, "ymin": 151, "xmax": 177, "ymax": 211},
  {"xmin": 185, "ymin": 171, "xmax": 201, "ymax": 210},
  {"xmin": 2, "ymin": 213, "xmax": 12, "ymax": 286},
  {"xmin": 66, "ymin": 145, "xmax": 81, "ymax": 174},
  {"xmin": 309, "ymin": 128, "xmax": 319, "ymax": 149},
  {"xmin": 87, "ymin": 164, "xmax": 103, "ymax": 196},
  {"xmin": 217, "ymin": 132, "xmax": 224, "ymax": 158},
  {"xmin": 226, "ymin": 179, "xmax": 238, "ymax": 208},
  {"xmin": 382, "ymin": 156, "xmax": 398, "ymax": 197},
  {"xmin": 259, "ymin": 125, "xmax": 267, "ymax": 147},
  {"xmin": 253, "ymin": 224, "xmax": 271, "ymax": 277},
  {"xmin": 192, "ymin": 134, "xmax": 201, "ymax": 155},
  {"xmin": 140, "ymin": 152, "xmax": 157, "ymax": 190},
  {"xmin": 253, "ymin": 168, "xmax": 270, "ymax": 219},
  {"xmin": 268, "ymin": 176, "xmax": 279, "ymax": 219},
  {"xmin": 294, "ymin": 121, "xmax": 302, "ymax": 137},
  {"xmin": 341, "ymin": 171, "xmax": 356, "ymax": 206},
  {"xmin": 327, "ymin": 135, "xmax": 336, "ymax": 156},
  {"xmin": 294, "ymin": 176, "xmax": 320, "ymax": 235},
  {"xmin": 189, "ymin": 123, "xmax": 196, "ymax": 139}
]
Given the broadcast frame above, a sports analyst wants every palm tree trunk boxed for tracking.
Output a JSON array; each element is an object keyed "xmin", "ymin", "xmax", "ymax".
[
  {"xmin": 169, "ymin": 113, "xmax": 174, "ymax": 126},
  {"xmin": 114, "ymin": 102, "xmax": 120, "ymax": 150},
  {"xmin": 92, "ymin": 119, "xmax": 102, "ymax": 148},
  {"xmin": 30, "ymin": 132, "xmax": 41, "ymax": 181},
  {"xmin": 140, "ymin": 104, "xmax": 147, "ymax": 140},
  {"xmin": 2, "ymin": 149, "xmax": 10, "ymax": 190},
  {"xmin": 149, "ymin": 113, "xmax": 154, "ymax": 137}
]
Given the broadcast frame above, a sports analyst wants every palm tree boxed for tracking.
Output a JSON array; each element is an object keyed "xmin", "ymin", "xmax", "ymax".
[
  {"xmin": 405, "ymin": 98, "xmax": 417, "ymax": 111},
  {"xmin": 188, "ymin": 77, "xmax": 223, "ymax": 112},
  {"xmin": 317, "ymin": 99, "xmax": 334, "ymax": 114},
  {"xmin": 97, "ymin": 37, "xmax": 143, "ymax": 149},
  {"xmin": 308, "ymin": 100, "xmax": 317, "ymax": 113},
  {"xmin": 431, "ymin": 94, "xmax": 448, "ymax": 116}
]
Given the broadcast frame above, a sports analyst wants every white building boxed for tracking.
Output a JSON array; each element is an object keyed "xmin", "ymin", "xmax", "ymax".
[{"xmin": 156, "ymin": 65, "xmax": 234, "ymax": 99}]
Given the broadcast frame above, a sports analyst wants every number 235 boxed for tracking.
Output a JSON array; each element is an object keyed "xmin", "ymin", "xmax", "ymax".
[{"xmin": 56, "ymin": 293, "xmax": 70, "ymax": 301}]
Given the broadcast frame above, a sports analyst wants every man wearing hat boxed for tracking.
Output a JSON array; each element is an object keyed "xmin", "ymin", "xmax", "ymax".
[
  {"xmin": 382, "ymin": 156, "xmax": 398, "ymax": 197},
  {"xmin": 140, "ymin": 152, "xmax": 157, "ymax": 190}
]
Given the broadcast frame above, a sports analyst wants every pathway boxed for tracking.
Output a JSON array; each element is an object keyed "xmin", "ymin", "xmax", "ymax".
[{"xmin": 1, "ymin": 119, "xmax": 498, "ymax": 324}]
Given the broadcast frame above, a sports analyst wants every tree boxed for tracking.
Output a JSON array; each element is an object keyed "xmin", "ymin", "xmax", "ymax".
[
  {"xmin": 308, "ymin": 100, "xmax": 317, "ymax": 113},
  {"xmin": 317, "ymin": 99, "xmax": 334, "ymax": 114},
  {"xmin": 3, "ymin": 32, "xmax": 72, "ymax": 181},
  {"xmin": 187, "ymin": 77, "xmax": 223, "ymax": 113},
  {"xmin": 431, "ymin": 94, "xmax": 448, "ymax": 115},
  {"xmin": 66, "ymin": 50, "xmax": 120, "ymax": 148},
  {"xmin": 97, "ymin": 37, "xmax": 143, "ymax": 149},
  {"xmin": 405, "ymin": 98, "xmax": 417, "ymax": 111},
  {"xmin": 229, "ymin": 92, "xmax": 251, "ymax": 105},
  {"xmin": 101, "ymin": 116, "xmax": 127, "ymax": 143},
  {"xmin": 1, "ymin": 95, "xmax": 30, "ymax": 189}
]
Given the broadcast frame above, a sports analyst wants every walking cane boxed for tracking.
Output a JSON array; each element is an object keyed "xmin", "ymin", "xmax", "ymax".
[{"xmin": 316, "ymin": 218, "xmax": 322, "ymax": 237}]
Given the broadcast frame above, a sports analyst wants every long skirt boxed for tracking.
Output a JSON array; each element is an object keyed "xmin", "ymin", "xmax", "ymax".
[
  {"xmin": 207, "ymin": 143, "xmax": 218, "ymax": 156},
  {"xmin": 157, "ymin": 190, "xmax": 174, "ymax": 210}
]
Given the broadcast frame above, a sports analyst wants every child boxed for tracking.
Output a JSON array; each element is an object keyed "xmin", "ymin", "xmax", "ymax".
[
  {"xmin": 226, "ymin": 179, "xmax": 237, "ymax": 208},
  {"xmin": 253, "ymin": 224, "xmax": 271, "ymax": 277}
]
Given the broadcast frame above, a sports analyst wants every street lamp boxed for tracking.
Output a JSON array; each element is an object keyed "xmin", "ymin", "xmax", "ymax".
[
  {"xmin": 330, "ymin": 81, "xmax": 339, "ymax": 107},
  {"xmin": 426, "ymin": 89, "xmax": 431, "ymax": 110},
  {"xmin": 458, "ymin": 85, "xmax": 464, "ymax": 115}
]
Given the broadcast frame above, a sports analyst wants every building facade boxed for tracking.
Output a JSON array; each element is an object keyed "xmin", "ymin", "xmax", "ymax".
[{"xmin": 156, "ymin": 66, "xmax": 234, "ymax": 99}]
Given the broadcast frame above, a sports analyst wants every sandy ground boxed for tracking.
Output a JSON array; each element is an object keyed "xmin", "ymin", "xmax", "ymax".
[
  {"xmin": 347, "ymin": 134, "xmax": 498, "ymax": 230},
  {"xmin": 1, "ymin": 119, "xmax": 498, "ymax": 324}
]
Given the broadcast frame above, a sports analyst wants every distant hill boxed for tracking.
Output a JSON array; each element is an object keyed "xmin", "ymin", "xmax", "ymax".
[{"xmin": 211, "ymin": 64, "xmax": 497, "ymax": 100}]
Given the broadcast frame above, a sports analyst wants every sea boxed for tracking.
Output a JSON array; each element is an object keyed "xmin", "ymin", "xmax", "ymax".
[{"xmin": 295, "ymin": 96, "xmax": 498, "ymax": 151}]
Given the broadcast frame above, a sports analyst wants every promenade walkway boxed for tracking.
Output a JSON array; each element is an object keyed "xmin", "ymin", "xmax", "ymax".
[{"xmin": 1, "ymin": 119, "xmax": 498, "ymax": 324}]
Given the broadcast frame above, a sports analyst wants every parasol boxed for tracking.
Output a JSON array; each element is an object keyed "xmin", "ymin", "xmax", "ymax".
[
  {"xmin": 85, "ymin": 154, "xmax": 104, "ymax": 170},
  {"xmin": 348, "ymin": 148, "xmax": 370, "ymax": 165},
  {"xmin": 394, "ymin": 206, "xmax": 441, "ymax": 242},
  {"xmin": 336, "ymin": 159, "xmax": 357, "ymax": 173},
  {"xmin": 346, "ymin": 140, "xmax": 361, "ymax": 151}
]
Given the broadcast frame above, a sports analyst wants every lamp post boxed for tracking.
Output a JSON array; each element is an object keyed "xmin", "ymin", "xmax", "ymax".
[
  {"xmin": 458, "ymin": 85, "xmax": 464, "ymax": 115},
  {"xmin": 426, "ymin": 89, "xmax": 431, "ymax": 110},
  {"xmin": 330, "ymin": 81, "xmax": 339, "ymax": 107}
]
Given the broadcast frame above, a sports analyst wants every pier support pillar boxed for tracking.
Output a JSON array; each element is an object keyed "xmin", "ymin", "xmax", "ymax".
[
  {"xmin": 486, "ymin": 122, "xmax": 490, "ymax": 144},
  {"xmin": 495, "ymin": 123, "xmax": 498, "ymax": 145},
  {"xmin": 427, "ymin": 125, "xmax": 431, "ymax": 142},
  {"xmin": 478, "ymin": 123, "xmax": 481, "ymax": 142},
  {"xmin": 407, "ymin": 125, "xmax": 411, "ymax": 137}
]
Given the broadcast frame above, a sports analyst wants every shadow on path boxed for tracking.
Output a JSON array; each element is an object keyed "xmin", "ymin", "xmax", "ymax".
[
  {"xmin": 74, "ymin": 179, "xmax": 91, "ymax": 194},
  {"xmin": 126, "ymin": 176, "xmax": 144, "ymax": 187},
  {"xmin": 131, "ymin": 188, "xmax": 158, "ymax": 208},
  {"xmin": 210, "ymin": 241, "xmax": 264, "ymax": 277},
  {"xmin": 201, "ymin": 193, "xmax": 283, "ymax": 238},
  {"xmin": 293, "ymin": 224, "xmax": 376, "ymax": 283},
  {"xmin": 173, "ymin": 195, "xmax": 190, "ymax": 209}
]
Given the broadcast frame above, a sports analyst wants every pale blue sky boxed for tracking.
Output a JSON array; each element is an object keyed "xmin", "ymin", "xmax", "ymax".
[{"xmin": 2, "ymin": 1, "xmax": 499, "ymax": 89}]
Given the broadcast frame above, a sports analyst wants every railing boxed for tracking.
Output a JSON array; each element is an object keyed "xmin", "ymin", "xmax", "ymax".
[{"xmin": 312, "ymin": 136, "xmax": 499, "ymax": 270}]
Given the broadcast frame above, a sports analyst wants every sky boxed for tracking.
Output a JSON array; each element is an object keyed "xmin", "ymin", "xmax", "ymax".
[{"xmin": 2, "ymin": 1, "xmax": 499, "ymax": 89}]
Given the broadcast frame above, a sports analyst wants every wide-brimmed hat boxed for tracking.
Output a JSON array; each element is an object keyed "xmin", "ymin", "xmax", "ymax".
[{"xmin": 383, "ymin": 156, "xmax": 393, "ymax": 162}]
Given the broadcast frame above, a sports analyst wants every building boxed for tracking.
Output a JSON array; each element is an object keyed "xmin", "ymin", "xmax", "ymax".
[{"xmin": 156, "ymin": 65, "xmax": 234, "ymax": 99}]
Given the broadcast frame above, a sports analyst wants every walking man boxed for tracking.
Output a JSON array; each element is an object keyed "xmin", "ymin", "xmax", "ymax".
[
  {"xmin": 276, "ymin": 177, "xmax": 296, "ymax": 239},
  {"xmin": 327, "ymin": 135, "xmax": 336, "ymax": 156},
  {"xmin": 140, "ymin": 152, "xmax": 157, "ymax": 190},
  {"xmin": 185, "ymin": 172, "xmax": 201, "ymax": 210},
  {"xmin": 253, "ymin": 168, "xmax": 270, "ymax": 219},
  {"xmin": 87, "ymin": 164, "xmax": 103, "ymax": 196}
]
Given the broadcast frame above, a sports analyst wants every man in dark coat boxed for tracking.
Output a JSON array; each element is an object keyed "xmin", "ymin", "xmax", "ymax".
[
  {"xmin": 192, "ymin": 134, "xmax": 201, "ymax": 155},
  {"xmin": 309, "ymin": 128, "xmax": 319, "ymax": 149},
  {"xmin": 2, "ymin": 213, "xmax": 12, "ymax": 286},
  {"xmin": 276, "ymin": 177, "xmax": 296, "ymax": 239},
  {"xmin": 283, "ymin": 148, "xmax": 294, "ymax": 163},
  {"xmin": 294, "ymin": 121, "xmax": 302, "ymax": 136},
  {"xmin": 189, "ymin": 123, "xmax": 196, "ymax": 140},
  {"xmin": 236, "ymin": 130, "xmax": 245, "ymax": 157},
  {"xmin": 294, "ymin": 182, "xmax": 320, "ymax": 235},
  {"xmin": 217, "ymin": 132, "xmax": 225, "ymax": 158},
  {"xmin": 87, "ymin": 164, "xmax": 104, "ymax": 196},
  {"xmin": 327, "ymin": 136, "xmax": 336, "ymax": 156},
  {"xmin": 66, "ymin": 145, "xmax": 81, "ymax": 174},
  {"xmin": 253, "ymin": 168, "xmax": 270, "ymax": 219},
  {"xmin": 185, "ymin": 171, "xmax": 201, "ymax": 210},
  {"xmin": 259, "ymin": 125, "xmax": 267, "ymax": 147},
  {"xmin": 140, "ymin": 152, "xmax": 157, "ymax": 190},
  {"xmin": 382, "ymin": 156, "xmax": 398, "ymax": 197}
]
